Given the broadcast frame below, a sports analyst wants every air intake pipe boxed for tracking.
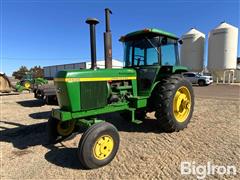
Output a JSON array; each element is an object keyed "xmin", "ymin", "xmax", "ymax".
[
  {"xmin": 86, "ymin": 18, "xmax": 99, "ymax": 69},
  {"xmin": 104, "ymin": 8, "xmax": 112, "ymax": 69}
]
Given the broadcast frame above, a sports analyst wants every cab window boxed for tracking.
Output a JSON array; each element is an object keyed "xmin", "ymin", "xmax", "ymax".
[
  {"xmin": 123, "ymin": 36, "xmax": 179, "ymax": 67},
  {"xmin": 161, "ymin": 44, "xmax": 176, "ymax": 65},
  {"xmin": 146, "ymin": 48, "xmax": 159, "ymax": 65}
]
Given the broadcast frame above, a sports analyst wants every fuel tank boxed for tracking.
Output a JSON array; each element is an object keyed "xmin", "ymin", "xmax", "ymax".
[{"xmin": 54, "ymin": 68, "xmax": 136, "ymax": 112}]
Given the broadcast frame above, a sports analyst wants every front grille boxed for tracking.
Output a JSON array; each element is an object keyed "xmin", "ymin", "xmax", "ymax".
[{"xmin": 80, "ymin": 81, "xmax": 108, "ymax": 110}]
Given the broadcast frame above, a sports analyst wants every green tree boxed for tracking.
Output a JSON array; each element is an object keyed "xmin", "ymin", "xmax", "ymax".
[
  {"xmin": 30, "ymin": 66, "xmax": 44, "ymax": 78},
  {"xmin": 12, "ymin": 66, "xmax": 29, "ymax": 80}
]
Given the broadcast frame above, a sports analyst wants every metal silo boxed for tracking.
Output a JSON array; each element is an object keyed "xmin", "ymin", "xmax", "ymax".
[
  {"xmin": 180, "ymin": 28, "xmax": 205, "ymax": 72},
  {"xmin": 208, "ymin": 22, "xmax": 238, "ymax": 83}
]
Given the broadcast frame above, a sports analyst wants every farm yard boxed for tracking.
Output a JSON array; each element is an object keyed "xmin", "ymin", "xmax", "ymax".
[{"xmin": 0, "ymin": 84, "xmax": 239, "ymax": 179}]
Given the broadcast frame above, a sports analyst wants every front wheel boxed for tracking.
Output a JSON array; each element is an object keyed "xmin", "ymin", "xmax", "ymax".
[
  {"xmin": 152, "ymin": 75, "xmax": 194, "ymax": 132},
  {"xmin": 47, "ymin": 117, "xmax": 76, "ymax": 144},
  {"xmin": 77, "ymin": 122, "xmax": 120, "ymax": 169}
]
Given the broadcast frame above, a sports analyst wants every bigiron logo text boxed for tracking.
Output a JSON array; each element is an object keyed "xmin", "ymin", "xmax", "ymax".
[{"xmin": 180, "ymin": 161, "xmax": 237, "ymax": 179}]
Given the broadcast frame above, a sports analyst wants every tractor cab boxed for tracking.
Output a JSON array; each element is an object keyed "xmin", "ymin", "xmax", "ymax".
[
  {"xmin": 120, "ymin": 28, "xmax": 184, "ymax": 96},
  {"xmin": 22, "ymin": 72, "xmax": 33, "ymax": 81}
]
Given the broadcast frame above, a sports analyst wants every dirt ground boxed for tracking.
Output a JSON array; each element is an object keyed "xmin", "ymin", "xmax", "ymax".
[{"xmin": 1, "ymin": 84, "xmax": 239, "ymax": 179}]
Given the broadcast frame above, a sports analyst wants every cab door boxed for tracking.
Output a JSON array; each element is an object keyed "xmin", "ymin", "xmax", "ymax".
[{"xmin": 133, "ymin": 47, "xmax": 160, "ymax": 96}]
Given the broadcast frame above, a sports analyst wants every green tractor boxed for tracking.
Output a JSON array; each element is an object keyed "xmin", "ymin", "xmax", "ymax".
[
  {"xmin": 48, "ymin": 9, "xmax": 194, "ymax": 169},
  {"xmin": 16, "ymin": 72, "xmax": 48, "ymax": 92}
]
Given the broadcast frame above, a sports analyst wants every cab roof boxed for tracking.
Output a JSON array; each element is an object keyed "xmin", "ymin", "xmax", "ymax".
[{"xmin": 119, "ymin": 28, "xmax": 178, "ymax": 42}]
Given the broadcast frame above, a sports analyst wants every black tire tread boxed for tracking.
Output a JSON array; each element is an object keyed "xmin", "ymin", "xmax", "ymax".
[
  {"xmin": 77, "ymin": 122, "xmax": 119, "ymax": 169},
  {"xmin": 153, "ymin": 75, "xmax": 194, "ymax": 132}
]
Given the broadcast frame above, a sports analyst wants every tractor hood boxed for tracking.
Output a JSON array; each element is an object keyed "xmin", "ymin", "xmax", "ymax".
[
  {"xmin": 55, "ymin": 68, "xmax": 136, "ymax": 82},
  {"xmin": 54, "ymin": 68, "xmax": 136, "ymax": 112}
]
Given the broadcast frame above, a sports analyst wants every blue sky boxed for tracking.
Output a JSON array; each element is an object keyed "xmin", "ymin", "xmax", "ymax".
[{"xmin": 1, "ymin": 0, "xmax": 239, "ymax": 75}]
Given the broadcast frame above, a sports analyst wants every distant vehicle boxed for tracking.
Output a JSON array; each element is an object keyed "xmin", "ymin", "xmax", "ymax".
[
  {"xmin": 15, "ymin": 72, "xmax": 48, "ymax": 91},
  {"xmin": 182, "ymin": 72, "xmax": 213, "ymax": 86}
]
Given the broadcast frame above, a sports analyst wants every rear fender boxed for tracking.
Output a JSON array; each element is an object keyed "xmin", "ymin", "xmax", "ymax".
[{"xmin": 149, "ymin": 81, "xmax": 161, "ymax": 96}]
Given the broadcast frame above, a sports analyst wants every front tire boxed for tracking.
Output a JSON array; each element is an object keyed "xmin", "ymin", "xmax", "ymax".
[
  {"xmin": 152, "ymin": 75, "xmax": 194, "ymax": 132},
  {"xmin": 77, "ymin": 122, "xmax": 120, "ymax": 169}
]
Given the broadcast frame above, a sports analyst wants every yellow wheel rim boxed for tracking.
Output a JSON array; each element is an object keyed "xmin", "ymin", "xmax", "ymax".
[
  {"xmin": 24, "ymin": 82, "xmax": 31, "ymax": 89},
  {"xmin": 57, "ymin": 121, "xmax": 75, "ymax": 136},
  {"xmin": 173, "ymin": 86, "xmax": 191, "ymax": 123},
  {"xmin": 93, "ymin": 135, "xmax": 114, "ymax": 160}
]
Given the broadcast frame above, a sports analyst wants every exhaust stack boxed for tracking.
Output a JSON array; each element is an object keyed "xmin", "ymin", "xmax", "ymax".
[
  {"xmin": 104, "ymin": 8, "xmax": 112, "ymax": 69},
  {"xmin": 86, "ymin": 18, "xmax": 99, "ymax": 69}
]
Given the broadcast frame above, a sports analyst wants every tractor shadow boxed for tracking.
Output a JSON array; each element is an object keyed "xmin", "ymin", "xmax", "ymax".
[
  {"xmin": 0, "ymin": 120, "xmax": 84, "ymax": 169},
  {"xmin": 29, "ymin": 111, "xmax": 51, "ymax": 120},
  {"xmin": 17, "ymin": 99, "xmax": 45, "ymax": 107},
  {"xmin": 0, "ymin": 120, "xmax": 48, "ymax": 149},
  {"xmin": 101, "ymin": 112, "xmax": 166, "ymax": 134},
  {"xmin": 44, "ymin": 146, "xmax": 84, "ymax": 169}
]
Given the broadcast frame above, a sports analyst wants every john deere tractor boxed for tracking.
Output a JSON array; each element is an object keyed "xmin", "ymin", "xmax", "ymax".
[
  {"xmin": 48, "ymin": 8, "xmax": 194, "ymax": 169},
  {"xmin": 16, "ymin": 72, "xmax": 48, "ymax": 92}
]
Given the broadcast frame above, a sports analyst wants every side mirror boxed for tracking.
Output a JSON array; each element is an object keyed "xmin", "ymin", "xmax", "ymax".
[{"xmin": 178, "ymin": 39, "xmax": 183, "ymax": 45}]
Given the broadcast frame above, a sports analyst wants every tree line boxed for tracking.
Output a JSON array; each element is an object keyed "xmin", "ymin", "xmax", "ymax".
[{"xmin": 12, "ymin": 66, "xmax": 44, "ymax": 80}]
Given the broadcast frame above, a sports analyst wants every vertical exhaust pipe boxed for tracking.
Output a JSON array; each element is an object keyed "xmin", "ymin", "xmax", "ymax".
[
  {"xmin": 86, "ymin": 18, "xmax": 99, "ymax": 69},
  {"xmin": 104, "ymin": 8, "xmax": 112, "ymax": 69}
]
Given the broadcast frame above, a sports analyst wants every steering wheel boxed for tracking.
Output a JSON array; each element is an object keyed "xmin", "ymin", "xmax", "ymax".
[{"xmin": 134, "ymin": 55, "xmax": 144, "ymax": 66}]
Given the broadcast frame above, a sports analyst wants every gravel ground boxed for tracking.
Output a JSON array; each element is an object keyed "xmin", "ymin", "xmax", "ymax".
[{"xmin": 0, "ymin": 85, "xmax": 239, "ymax": 179}]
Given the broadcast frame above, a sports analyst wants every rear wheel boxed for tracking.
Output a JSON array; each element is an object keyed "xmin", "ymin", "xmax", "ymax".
[
  {"xmin": 152, "ymin": 75, "xmax": 194, "ymax": 132},
  {"xmin": 47, "ymin": 117, "xmax": 76, "ymax": 144},
  {"xmin": 77, "ymin": 122, "xmax": 119, "ymax": 169},
  {"xmin": 22, "ymin": 80, "xmax": 31, "ymax": 89}
]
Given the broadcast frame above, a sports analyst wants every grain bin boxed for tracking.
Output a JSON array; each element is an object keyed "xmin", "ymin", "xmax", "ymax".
[
  {"xmin": 180, "ymin": 28, "xmax": 205, "ymax": 71},
  {"xmin": 208, "ymin": 22, "xmax": 238, "ymax": 70},
  {"xmin": 208, "ymin": 22, "xmax": 238, "ymax": 82}
]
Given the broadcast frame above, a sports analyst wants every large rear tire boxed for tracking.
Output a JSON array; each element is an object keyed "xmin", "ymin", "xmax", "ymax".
[
  {"xmin": 77, "ymin": 122, "xmax": 120, "ymax": 169},
  {"xmin": 152, "ymin": 75, "xmax": 194, "ymax": 132}
]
